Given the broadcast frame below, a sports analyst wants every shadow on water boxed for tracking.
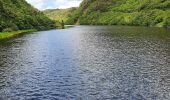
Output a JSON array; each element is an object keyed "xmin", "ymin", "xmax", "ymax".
[{"xmin": 96, "ymin": 26, "xmax": 170, "ymax": 40}]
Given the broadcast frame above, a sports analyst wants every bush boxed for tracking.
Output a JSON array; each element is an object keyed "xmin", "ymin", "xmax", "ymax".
[
  {"xmin": 10, "ymin": 24, "xmax": 19, "ymax": 31},
  {"xmin": 2, "ymin": 28, "xmax": 13, "ymax": 32}
]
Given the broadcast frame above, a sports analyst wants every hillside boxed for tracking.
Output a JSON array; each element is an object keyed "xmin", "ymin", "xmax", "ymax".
[
  {"xmin": 43, "ymin": 8, "xmax": 77, "ymax": 25},
  {"xmin": 68, "ymin": 0, "xmax": 170, "ymax": 27},
  {"xmin": 0, "ymin": 0, "xmax": 56, "ymax": 32}
]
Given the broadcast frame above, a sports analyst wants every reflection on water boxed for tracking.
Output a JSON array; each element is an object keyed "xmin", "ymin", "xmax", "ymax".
[{"xmin": 0, "ymin": 26, "xmax": 169, "ymax": 100}]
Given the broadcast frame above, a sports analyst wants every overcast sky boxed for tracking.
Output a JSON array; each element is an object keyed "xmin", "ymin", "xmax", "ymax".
[{"xmin": 26, "ymin": 0, "xmax": 82, "ymax": 10}]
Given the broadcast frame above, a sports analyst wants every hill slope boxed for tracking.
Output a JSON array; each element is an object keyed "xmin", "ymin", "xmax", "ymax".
[
  {"xmin": 68, "ymin": 0, "xmax": 170, "ymax": 27},
  {"xmin": 0, "ymin": 0, "xmax": 56, "ymax": 32},
  {"xmin": 43, "ymin": 8, "xmax": 77, "ymax": 25}
]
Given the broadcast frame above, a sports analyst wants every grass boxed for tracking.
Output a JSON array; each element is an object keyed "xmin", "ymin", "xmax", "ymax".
[{"xmin": 0, "ymin": 29, "xmax": 37, "ymax": 40}]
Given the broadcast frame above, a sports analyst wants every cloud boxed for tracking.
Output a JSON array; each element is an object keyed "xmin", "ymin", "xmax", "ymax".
[{"xmin": 26, "ymin": 0, "xmax": 82, "ymax": 10}]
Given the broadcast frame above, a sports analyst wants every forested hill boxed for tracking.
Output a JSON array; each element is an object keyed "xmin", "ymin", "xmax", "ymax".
[
  {"xmin": 43, "ymin": 8, "xmax": 77, "ymax": 25},
  {"xmin": 68, "ymin": 0, "xmax": 170, "ymax": 27},
  {"xmin": 0, "ymin": 0, "xmax": 56, "ymax": 32}
]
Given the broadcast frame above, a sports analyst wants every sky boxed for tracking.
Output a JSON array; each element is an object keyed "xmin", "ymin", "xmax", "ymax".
[{"xmin": 26, "ymin": 0, "xmax": 83, "ymax": 10}]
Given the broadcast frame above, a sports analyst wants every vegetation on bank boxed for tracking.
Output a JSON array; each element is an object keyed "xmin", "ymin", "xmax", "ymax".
[
  {"xmin": 0, "ymin": 0, "xmax": 56, "ymax": 32},
  {"xmin": 67, "ymin": 0, "xmax": 170, "ymax": 27},
  {"xmin": 0, "ymin": 29, "xmax": 37, "ymax": 39}
]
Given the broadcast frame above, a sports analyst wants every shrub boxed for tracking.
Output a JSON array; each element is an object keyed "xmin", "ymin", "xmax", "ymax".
[
  {"xmin": 10, "ymin": 24, "xmax": 19, "ymax": 31},
  {"xmin": 2, "ymin": 28, "xmax": 13, "ymax": 32}
]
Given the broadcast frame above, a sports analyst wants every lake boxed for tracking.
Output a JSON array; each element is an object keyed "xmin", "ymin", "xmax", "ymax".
[{"xmin": 0, "ymin": 26, "xmax": 170, "ymax": 100}]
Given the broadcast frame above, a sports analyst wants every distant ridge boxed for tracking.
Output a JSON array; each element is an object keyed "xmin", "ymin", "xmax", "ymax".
[{"xmin": 43, "ymin": 7, "xmax": 77, "ymax": 25}]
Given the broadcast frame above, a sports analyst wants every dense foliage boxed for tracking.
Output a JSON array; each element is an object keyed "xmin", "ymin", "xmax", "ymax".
[
  {"xmin": 0, "ymin": 0, "xmax": 56, "ymax": 32},
  {"xmin": 43, "ymin": 8, "xmax": 77, "ymax": 25},
  {"xmin": 68, "ymin": 0, "xmax": 170, "ymax": 27}
]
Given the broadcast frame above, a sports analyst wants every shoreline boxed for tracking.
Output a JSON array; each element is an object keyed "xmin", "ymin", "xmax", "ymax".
[{"xmin": 0, "ymin": 29, "xmax": 37, "ymax": 40}]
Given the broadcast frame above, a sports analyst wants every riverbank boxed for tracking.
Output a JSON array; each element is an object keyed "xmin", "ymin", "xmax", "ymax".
[{"xmin": 0, "ymin": 29, "xmax": 37, "ymax": 40}]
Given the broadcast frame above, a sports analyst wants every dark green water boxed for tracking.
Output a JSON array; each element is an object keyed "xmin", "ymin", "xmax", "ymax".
[{"xmin": 0, "ymin": 26, "xmax": 169, "ymax": 100}]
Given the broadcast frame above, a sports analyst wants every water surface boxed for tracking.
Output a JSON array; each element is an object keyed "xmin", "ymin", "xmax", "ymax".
[{"xmin": 0, "ymin": 26, "xmax": 170, "ymax": 100}]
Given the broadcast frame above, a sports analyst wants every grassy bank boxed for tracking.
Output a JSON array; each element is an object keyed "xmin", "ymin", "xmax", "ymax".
[{"xmin": 0, "ymin": 29, "xmax": 37, "ymax": 40}]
